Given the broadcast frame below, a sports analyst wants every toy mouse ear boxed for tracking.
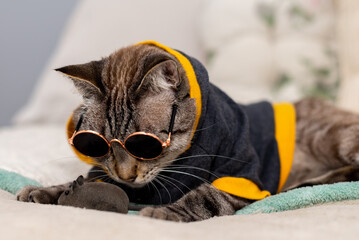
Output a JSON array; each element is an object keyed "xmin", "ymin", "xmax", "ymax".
[
  {"xmin": 71, "ymin": 180, "xmax": 77, "ymax": 190},
  {"xmin": 76, "ymin": 175, "xmax": 85, "ymax": 186}
]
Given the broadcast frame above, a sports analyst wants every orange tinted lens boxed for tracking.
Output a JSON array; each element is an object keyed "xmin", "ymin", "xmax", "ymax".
[
  {"xmin": 73, "ymin": 132, "xmax": 109, "ymax": 157},
  {"xmin": 125, "ymin": 134, "xmax": 163, "ymax": 159}
]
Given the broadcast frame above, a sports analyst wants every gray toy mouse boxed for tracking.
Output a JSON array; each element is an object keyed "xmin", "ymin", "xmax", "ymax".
[{"xmin": 57, "ymin": 175, "xmax": 129, "ymax": 214}]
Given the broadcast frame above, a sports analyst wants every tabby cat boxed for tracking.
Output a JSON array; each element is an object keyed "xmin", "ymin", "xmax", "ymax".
[{"xmin": 17, "ymin": 41, "xmax": 359, "ymax": 222}]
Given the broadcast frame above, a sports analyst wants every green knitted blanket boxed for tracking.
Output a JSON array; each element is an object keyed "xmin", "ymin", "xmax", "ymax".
[
  {"xmin": 2, "ymin": 168, "xmax": 358, "ymax": 215},
  {"xmin": 0, "ymin": 169, "xmax": 41, "ymax": 195}
]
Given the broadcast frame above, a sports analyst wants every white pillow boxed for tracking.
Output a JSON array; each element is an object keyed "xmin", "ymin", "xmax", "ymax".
[
  {"xmin": 209, "ymin": 34, "xmax": 276, "ymax": 103},
  {"xmin": 199, "ymin": 0, "xmax": 337, "ymax": 103}
]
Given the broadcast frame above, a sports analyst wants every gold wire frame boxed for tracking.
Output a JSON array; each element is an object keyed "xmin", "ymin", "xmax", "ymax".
[{"xmin": 68, "ymin": 130, "xmax": 172, "ymax": 161}]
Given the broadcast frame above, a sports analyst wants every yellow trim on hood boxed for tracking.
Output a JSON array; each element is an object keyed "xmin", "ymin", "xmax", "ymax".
[
  {"xmin": 136, "ymin": 41, "xmax": 202, "ymax": 148},
  {"xmin": 66, "ymin": 114, "xmax": 97, "ymax": 166},
  {"xmin": 273, "ymin": 103, "xmax": 296, "ymax": 192},
  {"xmin": 212, "ymin": 177, "xmax": 271, "ymax": 200}
]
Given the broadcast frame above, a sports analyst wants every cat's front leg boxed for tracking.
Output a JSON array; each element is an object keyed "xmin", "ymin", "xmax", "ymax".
[
  {"xmin": 139, "ymin": 183, "xmax": 250, "ymax": 222},
  {"xmin": 17, "ymin": 183, "xmax": 70, "ymax": 204}
]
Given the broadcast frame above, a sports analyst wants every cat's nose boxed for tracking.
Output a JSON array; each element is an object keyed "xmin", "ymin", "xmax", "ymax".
[{"xmin": 113, "ymin": 161, "xmax": 138, "ymax": 183}]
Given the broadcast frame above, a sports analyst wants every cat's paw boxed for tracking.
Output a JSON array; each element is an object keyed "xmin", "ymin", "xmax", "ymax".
[
  {"xmin": 139, "ymin": 206, "xmax": 182, "ymax": 222},
  {"xmin": 16, "ymin": 186, "xmax": 62, "ymax": 204}
]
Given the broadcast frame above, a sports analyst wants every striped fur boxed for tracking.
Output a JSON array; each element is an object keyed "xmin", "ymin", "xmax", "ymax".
[
  {"xmin": 284, "ymin": 98, "xmax": 359, "ymax": 190},
  {"xmin": 140, "ymin": 184, "xmax": 250, "ymax": 221}
]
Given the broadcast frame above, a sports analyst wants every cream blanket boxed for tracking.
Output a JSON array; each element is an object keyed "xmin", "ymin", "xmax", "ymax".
[{"xmin": 1, "ymin": 188, "xmax": 359, "ymax": 240}]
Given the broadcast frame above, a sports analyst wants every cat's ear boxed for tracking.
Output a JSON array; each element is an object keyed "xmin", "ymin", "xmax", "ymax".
[
  {"xmin": 136, "ymin": 59, "xmax": 181, "ymax": 94},
  {"xmin": 55, "ymin": 60, "xmax": 105, "ymax": 99}
]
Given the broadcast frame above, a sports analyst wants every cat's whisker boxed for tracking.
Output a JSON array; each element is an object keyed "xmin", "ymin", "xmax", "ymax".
[
  {"xmin": 165, "ymin": 164, "xmax": 220, "ymax": 180},
  {"xmin": 153, "ymin": 178, "xmax": 172, "ymax": 203},
  {"xmin": 193, "ymin": 123, "xmax": 217, "ymax": 133},
  {"xmin": 101, "ymin": 165, "xmax": 119, "ymax": 182},
  {"xmin": 102, "ymin": 176, "xmax": 112, "ymax": 183},
  {"xmin": 145, "ymin": 183, "xmax": 151, "ymax": 192},
  {"xmin": 167, "ymin": 154, "xmax": 249, "ymax": 164},
  {"xmin": 157, "ymin": 174, "xmax": 186, "ymax": 198},
  {"xmin": 88, "ymin": 163, "xmax": 103, "ymax": 168},
  {"xmin": 87, "ymin": 170, "xmax": 107, "ymax": 177},
  {"xmin": 87, "ymin": 166, "xmax": 106, "ymax": 171},
  {"xmin": 160, "ymin": 169, "xmax": 211, "ymax": 184},
  {"xmin": 91, "ymin": 172, "xmax": 112, "ymax": 183},
  {"xmin": 149, "ymin": 181, "xmax": 163, "ymax": 205},
  {"xmin": 97, "ymin": 176, "xmax": 110, "ymax": 182},
  {"xmin": 87, "ymin": 173, "xmax": 109, "ymax": 182},
  {"xmin": 157, "ymin": 174, "xmax": 192, "ymax": 192},
  {"xmin": 89, "ymin": 173, "xmax": 109, "ymax": 181},
  {"xmin": 100, "ymin": 176, "xmax": 112, "ymax": 183}
]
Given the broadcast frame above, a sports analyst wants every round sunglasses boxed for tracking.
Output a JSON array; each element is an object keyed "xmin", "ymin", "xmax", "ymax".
[{"xmin": 68, "ymin": 104, "xmax": 178, "ymax": 160}]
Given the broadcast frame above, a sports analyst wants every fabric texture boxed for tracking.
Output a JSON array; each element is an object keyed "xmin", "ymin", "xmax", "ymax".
[
  {"xmin": 0, "ymin": 169, "xmax": 41, "ymax": 195},
  {"xmin": 0, "ymin": 187, "xmax": 359, "ymax": 240},
  {"xmin": 236, "ymin": 181, "xmax": 359, "ymax": 214}
]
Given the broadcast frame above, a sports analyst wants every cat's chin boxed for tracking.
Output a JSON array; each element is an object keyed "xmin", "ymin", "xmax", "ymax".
[
  {"xmin": 113, "ymin": 178, "xmax": 148, "ymax": 188},
  {"xmin": 123, "ymin": 181, "xmax": 147, "ymax": 188}
]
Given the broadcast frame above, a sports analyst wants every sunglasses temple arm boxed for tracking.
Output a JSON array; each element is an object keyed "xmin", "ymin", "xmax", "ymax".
[
  {"xmin": 68, "ymin": 113, "xmax": 85, "ymax": 145},
  {"xmin": 163, "ymin": 104, "xmax": 178, "ymax": 148},
  {"xmin": 168, "ymin": 104, "xmax": 178, "ymax": 134},
  {"xmin": 75, "ymin": 113, "xmax": 85, "ymax": 132}
]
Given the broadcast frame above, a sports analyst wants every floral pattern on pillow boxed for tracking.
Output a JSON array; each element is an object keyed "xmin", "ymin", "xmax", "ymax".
[{"xmin": 200, "ymin": 0, "xmax": 338, "ymax": 102}]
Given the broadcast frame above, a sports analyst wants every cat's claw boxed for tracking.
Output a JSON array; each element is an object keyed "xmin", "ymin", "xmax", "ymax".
[{"xmin": 139, "ymin": 206, "xmax": 182, "ymax": 222}]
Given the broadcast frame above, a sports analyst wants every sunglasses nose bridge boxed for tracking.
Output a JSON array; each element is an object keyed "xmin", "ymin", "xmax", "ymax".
[{"xmin": 109, "ymin": 139, "xmax": 125, "ymax": 149}]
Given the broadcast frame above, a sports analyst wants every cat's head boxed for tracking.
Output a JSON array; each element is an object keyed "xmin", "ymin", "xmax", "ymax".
[{"xmin": 57, "ymin": 44, "xmax": 197, "ymax": 188}]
